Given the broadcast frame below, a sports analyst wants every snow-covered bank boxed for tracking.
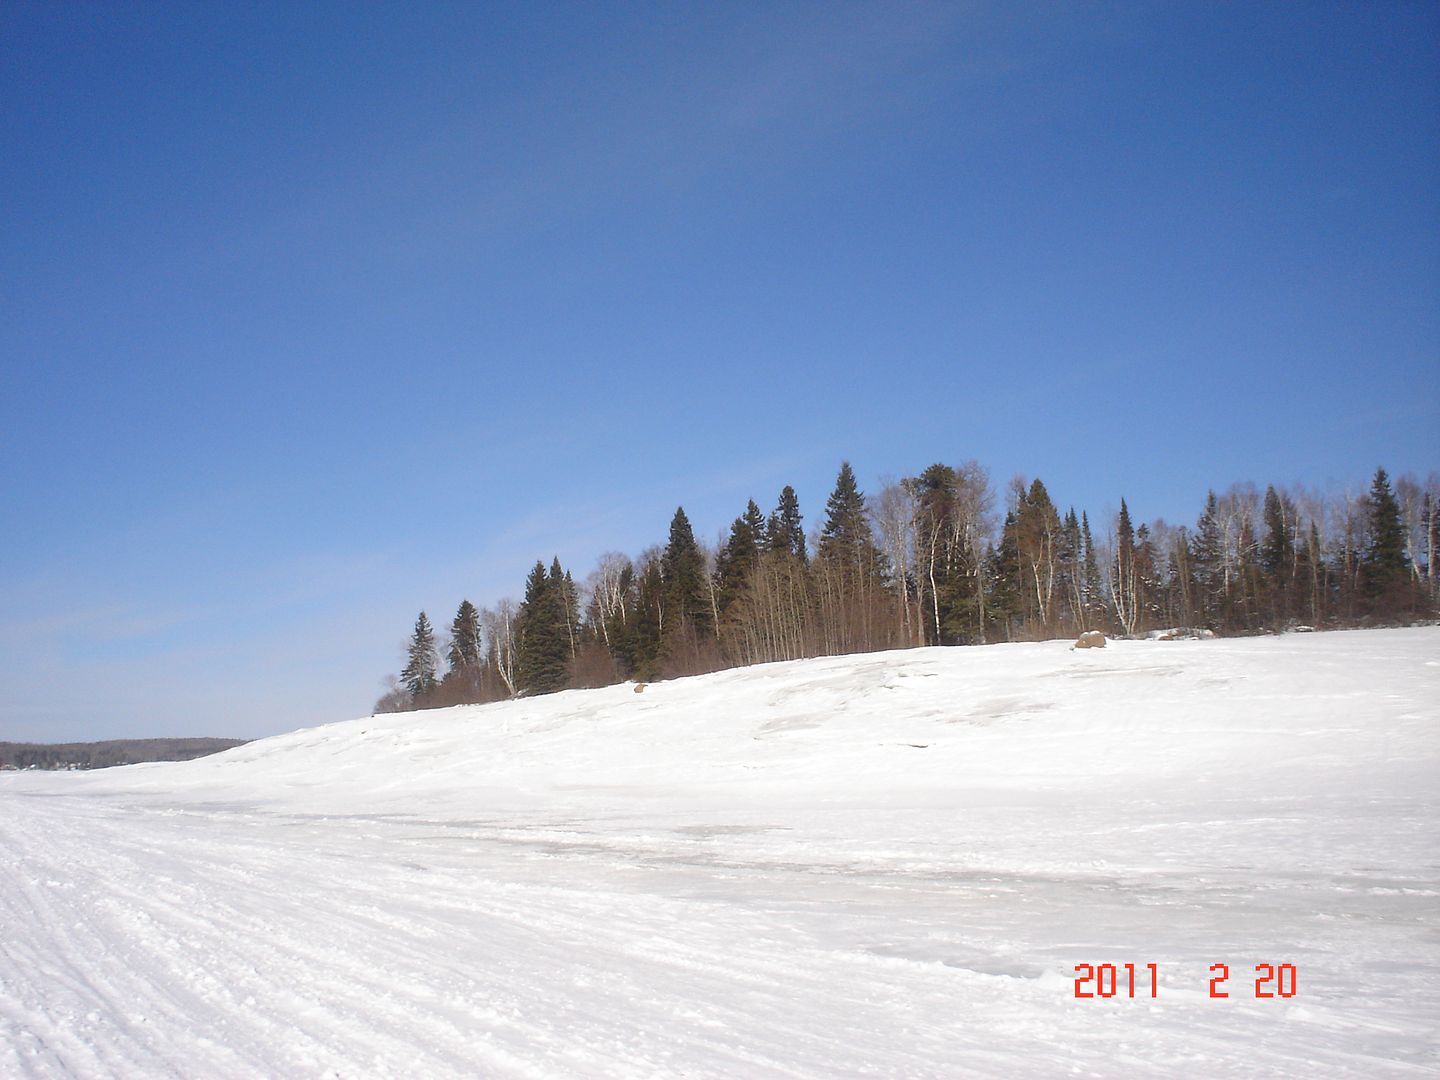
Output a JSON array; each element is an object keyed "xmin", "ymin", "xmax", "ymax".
[{"xmin": 2, "ymin": 627, "xmax": 1437, "ymax": 1077}]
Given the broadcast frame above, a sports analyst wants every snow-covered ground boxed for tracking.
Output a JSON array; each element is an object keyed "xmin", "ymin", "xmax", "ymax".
[{"xmin": 2, "ymin": 628, "xmax": 1437, "ymax": 1078}]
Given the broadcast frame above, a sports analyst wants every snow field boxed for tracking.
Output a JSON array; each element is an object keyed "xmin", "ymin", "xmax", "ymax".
[{"xmin": 1, "ymin": 627, "xmax": 1437, "ymax": 1077}]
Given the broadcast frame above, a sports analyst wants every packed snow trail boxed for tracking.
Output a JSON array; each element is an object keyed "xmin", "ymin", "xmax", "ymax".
[{"xmin": 1, "ymin": 628, "xmax": 1437, "ymax": 1077}]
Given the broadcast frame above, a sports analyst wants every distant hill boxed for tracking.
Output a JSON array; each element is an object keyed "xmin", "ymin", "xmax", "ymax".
[{"xmin": 0, "ymin": 738, "xmax": 247, "ymax": 771}]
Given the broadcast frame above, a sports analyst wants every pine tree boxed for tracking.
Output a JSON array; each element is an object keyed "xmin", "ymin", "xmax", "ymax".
[{"xmin": 400, "ymin": 611, "xmax": 439, "ymax": 702}]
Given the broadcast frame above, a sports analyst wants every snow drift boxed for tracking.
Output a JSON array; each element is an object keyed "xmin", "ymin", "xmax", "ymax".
[{"xmin": 2, "ymin": 628, "xmax": 1437, "ymax": 1077}]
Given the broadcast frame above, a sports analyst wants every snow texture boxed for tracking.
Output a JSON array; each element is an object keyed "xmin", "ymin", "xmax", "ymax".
[{"xmin": 2, "ymin": 627, "xmax": 1437, "ymax": 1078}]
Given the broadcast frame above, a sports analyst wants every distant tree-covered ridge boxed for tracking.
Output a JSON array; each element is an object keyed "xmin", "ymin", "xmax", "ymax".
[
  {"xmin": 0, "ymin": 738, "xmax": 247, "ymax": 771},
  {"xmin": 377, "ymin": 462, "xmax": 1439, "ymax": 713}
]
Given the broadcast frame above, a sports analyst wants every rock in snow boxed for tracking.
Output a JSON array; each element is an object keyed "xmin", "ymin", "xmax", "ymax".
[{"xmin": 1, "ymin": 627, "xmax": 1437, "ymax": 1078}]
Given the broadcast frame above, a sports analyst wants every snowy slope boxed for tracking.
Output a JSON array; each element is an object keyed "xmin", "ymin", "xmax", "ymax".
[{"xmin": 2, "ymin": 628, "xmax": 1437, "ymax": 1078}]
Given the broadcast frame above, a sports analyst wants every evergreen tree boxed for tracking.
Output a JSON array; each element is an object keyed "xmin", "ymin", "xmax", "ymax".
[
  {"xmin": 1191, "ymin": 491, "xmax": 1224, "ymax": 627},
  {"xmin": 400, "ymin": 611, "xmax": 439, "ymax": 701},
  {"xmin": 743, "ymin": 498, "xmax": 768, "ymax": 553},
  {"xmin": 1362, "ymin": 467, "xmax": 1409, "ymax": 603},
  {"xmin": 1260, "ymin": 486, "xmax": 1295, "ymax": 581},
  {"xmin": 817, "ymin": 462, "xmax": 880, "ymax": 571},
  {"xmin": 1260, "ymin": 486, "xmax": 1296, "ymax": 625},
  {"xmin": 1014, "ymin": 477, "xmax": 1062, "ymax": 634},
  {"xmin": 766, "ymin": 485, "xmax": 807, "ymax": 563},
  {"xmin": 1299, "ymin": 519, "xmax": 1326, "ymax": 625},
  {"xmin": 1112, "ymin": 499, "xmax": 1139, "ymax": 636},
  {"xmin": 909, "ymin": 463, "xmax": 977, "ymax": 644},
  {"xmin": 815, "ymin": 462, "xmax": 896, "ymax": 652},
  {"xmin": 1135, "ymin": 523, "xmax": 1160, "ymax": 628},
  {"xmin": 1163, "ymin": 525, "xmax": 1194, "ymax": 626},
  {"xmin": 516, "ymin": 559, "xmax": 571, "ymax": 695},
  {"xmin": 431, "ymin": 598, "xmax": 485, "ymax": 705},
  {"xmin": 1424, "ymin": 492, "xmax": 1439, "ymax": 608},
  {"xmin": 661, "ymin": 507, "xmax": 712, "ymax": 635},
  {"xmin": 1080, "ymin": 511, "xmax": 1105, "ymax": 629},
  {"xmin": 1057, "ymin": 508, "xmax": 1078, "ymax": 619},
  {"xmin": 1234, "ymin": 500, "xmax": 1263, "ymax": 631},
  {"xmin": 986, "ymin": 514, "xmax": 1023, "ymax": 640},
  {"xmin": 630, "ymin": 549, "xmax": 666, "ymax": 680},
  {"xmin": 714, "ymin": 502, "xmax": 763, "ymax": 617},
  {"xmin": 447, "ymin": 599, "xmax": 482, "ymax": 672},
  {"xmin": 557, "ymin": 562, "xmax": 580, "ymax": 661}
]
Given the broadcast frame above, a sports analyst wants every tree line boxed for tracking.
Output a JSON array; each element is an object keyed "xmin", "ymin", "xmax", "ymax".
[
  {"xmin": 0, "ymin": 738, "xmax": 248, "ymax": 770},
  {"xmin": 377, "ymin": 462, "xmax": 1438, "ymax": 712}
]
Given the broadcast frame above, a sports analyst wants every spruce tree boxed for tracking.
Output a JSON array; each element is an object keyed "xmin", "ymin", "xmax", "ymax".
[
  {"xmin": 817, "ymin": 462, "xmax": 880, "ymax": 571},
  {"xmin": 1164, "ymin": 527, "xmax": 1193, "ymax": 626},
  {"xmin": 1080, "ymin": 511, "xmax": 1105, "ymax": 629},
  {"xmin": 661, "ymin": 507, "xmax": 712, "ymax": 635},
  {"xmin": 1260, "ymin": 486, "xmax": 1295, "ymax": 581},
  {"xmin": 515, "ymin": 561, "xmax": 548, "ymax": 691},
  {"xmin": 1058, "ymin": 508, "xmax": 1083, "ymax": 631},
  {"xmin": 630, "ymin": 550, "xmax": 666, "ymax": 680},
  {"xmin": 987, "ymin": 513, "xmax": 1022, "ymax": 640},
  {"xmin": 767, "ymin": 486, "xmax": 807, "ymax": 563},
  {"xmin": 1259, "ymin": 486, "xmax": 1296, "ymax": 625},
  {"xmin": 1300, "ymin": 520, "xmax": 1326, "ymax": 625},
  {"xmin": 1112, "ymin": 499, "xmax": 1139, "ymax": 635},
  {"xmin": 813, "ymin": 463, "xmax": 893, "ymax": 652},
  {"xmin": 400, "ymin": 611, "xmax": 439, "ymax": 701},
  {"xmin": 1191, "ymin": 491, "xmax": 1224, "ymax": 627},
  {"xmin": 1135, "ymin": 522, "xmax": 1160, "ymax": 627},
  {"xmin": 516, "ymin": 559, "xmax": 571, "ymax": 695},
  {"xmin": 556, "ymin": 560, "xmax": 580, "ymax": 661},
  {"xmin": 1362, "ymin": 467, "xmax": 1409, "ymax": 601},
  {"xmin": 447, "ymin": 599, "xmax": 482, "ymax": 672},
  {"xmin": 714, "ymin": 504, "xmax": 762, "ymax": 617},
  {"xmin": 910, "ymin": 463, "xmax": 964, "ymax": 644},
  {"xmin": 742, "ymin": 498, "xmax": 767, "ymax": 550},
  {"xmin": 1014, "ymin": 477, "xmax": 1061, "ymax": 633}
]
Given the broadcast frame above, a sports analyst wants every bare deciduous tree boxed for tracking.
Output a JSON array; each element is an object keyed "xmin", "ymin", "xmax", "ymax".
[{"xmin": 481, "ymin": 599, "xmax": 519, "ymax": 698}]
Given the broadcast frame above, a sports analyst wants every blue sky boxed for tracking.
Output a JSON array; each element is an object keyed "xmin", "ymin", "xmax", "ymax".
[{"xmin": 2, "ymin": 2, "xmax": 1436, "ymax": 741}]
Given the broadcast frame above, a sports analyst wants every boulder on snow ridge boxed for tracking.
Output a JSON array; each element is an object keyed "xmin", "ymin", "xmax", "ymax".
[{"xmin": 1073, "ymin": 630, "xmax": 1107, "ymax": 650}]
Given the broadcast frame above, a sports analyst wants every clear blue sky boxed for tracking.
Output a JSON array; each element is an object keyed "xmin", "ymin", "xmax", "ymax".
[{"xmin": 2, "ymin": 2, "xmax": 1436, "ymax": 741}]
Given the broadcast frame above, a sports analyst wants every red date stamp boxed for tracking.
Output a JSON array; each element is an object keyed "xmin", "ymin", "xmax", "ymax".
[{"xmin": 1072, "ymin": 963, "xmax": 1297, "ymax": 999}]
